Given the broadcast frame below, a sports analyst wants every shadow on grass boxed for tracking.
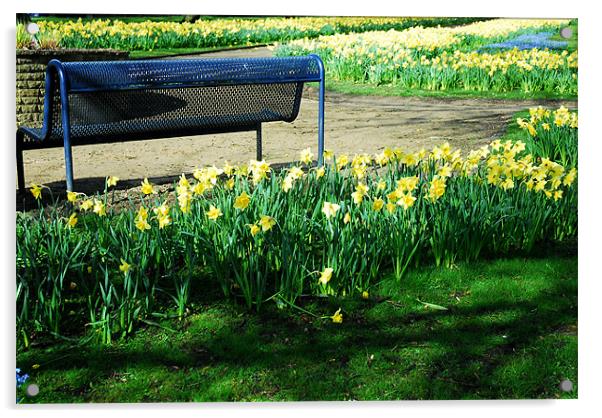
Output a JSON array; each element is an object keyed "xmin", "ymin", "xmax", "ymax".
[{"xmin": 18, "ymin": 254, "xmax": 577, "ymax": 401}]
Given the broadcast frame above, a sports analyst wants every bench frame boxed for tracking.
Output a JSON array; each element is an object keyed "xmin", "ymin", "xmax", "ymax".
[{"xmin": 16, "ymin": 55, "xmax": 325, "ymax": 193}]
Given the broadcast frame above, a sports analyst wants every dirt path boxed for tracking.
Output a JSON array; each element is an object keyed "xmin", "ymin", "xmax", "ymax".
[{"xmin": 19, "ymin": 47, "xmax": 577, "ymax": 193}]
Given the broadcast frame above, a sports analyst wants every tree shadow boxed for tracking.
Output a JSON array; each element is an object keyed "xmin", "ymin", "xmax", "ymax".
[{"xmin": 18, "ymin": 272, "xmax": 577, "ymax": 401}]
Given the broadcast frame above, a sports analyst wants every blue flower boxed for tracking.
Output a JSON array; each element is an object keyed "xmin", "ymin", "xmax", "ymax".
[
  {"xmin": 479, "ymin": 31, "xmax": 568, "ymax": 52},
  {"xmin": 16, "ymin": 368, "xmax": 29, "ymax": 388}
]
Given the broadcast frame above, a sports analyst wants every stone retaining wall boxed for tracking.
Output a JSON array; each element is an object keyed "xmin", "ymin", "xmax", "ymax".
[{"xmin": 16, "ymin": 49, "xmax": 129, "ymax": 127}]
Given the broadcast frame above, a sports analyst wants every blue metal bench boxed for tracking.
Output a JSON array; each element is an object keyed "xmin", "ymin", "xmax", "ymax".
[{"xmin": 16, "ymin": 54, "xmax": 325, "ymax": 192}]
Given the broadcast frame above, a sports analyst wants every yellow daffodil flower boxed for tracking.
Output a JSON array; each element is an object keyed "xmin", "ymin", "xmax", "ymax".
[
  {"xmin": 372, "ymin": 198, "xmax": 384, "ymax": 211},
  {"xmin": 299, "ymin": 147, "xmax": 314, "ymax": 165},
  {"xmin": 319, "ymin": 267, "xmax": 333, "ymax": 285},
  {"xmin": 248, "ymin": 223, "xmax": 261, "ymax": 237},
  {"xmin": 30, "ymin": 183, "xmax": 42, "ymax": 200},
  {"xmin": 259, "ymin": 215, "xmax": 276, "ymax": 232},
  {"xmin": 107, "ymin": 176, "xmax": 119, "ymax": 187},
  {"xmin": 66, "ymin": 213, "xmax": 78, "ymax": 228},
  {"xmin": 233, "ymin": 191, "xmax": 251, "ymax": 211},
  {"xmin": 206, "ymin": 205, "xmax": 223, "ymax": 221},
  {"xmin": 141, "ymin": 178, "xmax": 155, "ymax": 195},
  {"xmin": 119, "ymin": 259, "xmax": 131, "ymax": 275},
  {"xmin": 322, "ymin": 201, "xmax": 341, "ymax": 219},
  {"xmin": 331, "ymin": 308, "xmax": 343, "ymax": 324},
  {"xmin": 93, "ymin": 199, "xmax": 106, "ymax": 216},
  {"xmin": 80, "ymin": 199, "xmax": 93, "ymax": 211}
]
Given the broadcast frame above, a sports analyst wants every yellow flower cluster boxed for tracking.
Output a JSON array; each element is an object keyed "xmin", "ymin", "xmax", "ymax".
[
  {"xmin": 283, "ymin": 18, "xmax": 570, "ymax": 56},
  {"xmin": 33, "ymin": 139, "xmax": 576, "ymax": 236},
  {"xmin": 517, "ymin": 105, "xmax": 578, "ymax": 137},
  {"xmin": 37, "ymin": 16, "xmax": 414, "ymax": 47}
]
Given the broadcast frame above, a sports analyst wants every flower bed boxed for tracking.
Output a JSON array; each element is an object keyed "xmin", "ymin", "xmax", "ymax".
[
  {"xmin": 33, "ymin": 17, "xmax": 486, "ymax": 51},
  {"xmin": 516, "ymin": 106, "xmax": 578, "ymax": 167},
  {"xmin": 276, "ymin": 18, "xmax": 577, "ymax": 94},
  {"xmin": 17, "ymin": 136, "xmax": 577, "ymax": 345}
]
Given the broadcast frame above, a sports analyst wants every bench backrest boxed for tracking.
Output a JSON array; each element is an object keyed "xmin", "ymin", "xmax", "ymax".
[{"xmin": 40, "ymin": 55, "xmax": 324, "ymax": 144}]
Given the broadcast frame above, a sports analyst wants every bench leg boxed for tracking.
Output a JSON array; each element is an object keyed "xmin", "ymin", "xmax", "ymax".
[
  {"xmin": 256, "ymin": 123, "xmax": 262, "ymax": 161},
  {"xmin": 317, "ymin": 76, "xmax": 325, "ymax": 166},
  {"xmin": 16, "ymin": 131, "xmax": 25, "ymax": 195},
  {"xmin": 63, "ymin": 133, "xmax": 74, "ymax": 192}
]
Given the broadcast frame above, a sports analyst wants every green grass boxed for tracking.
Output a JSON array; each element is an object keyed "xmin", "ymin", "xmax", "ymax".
[
  {"xmin": 17, "ymin": 244, "xmax": 577, "ymax": 402},
  {"xmin": 128, "ymin": 45, "xmax": 267, "ymax": 59},
  {"xmin": 324, "ymin": 80, "xmax": 578, "ymax": 101}
]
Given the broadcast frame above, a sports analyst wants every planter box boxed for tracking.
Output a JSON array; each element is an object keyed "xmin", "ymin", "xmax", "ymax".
[{"xmin": 16, "ymin": 49, "xmax": 129, "ymax": 127}]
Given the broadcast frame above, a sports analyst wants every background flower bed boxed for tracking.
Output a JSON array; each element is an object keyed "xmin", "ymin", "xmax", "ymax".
[
  {"xmin": 30, "ymin": 16, "xmax": 488, "ymax": 51},
  {"xmin": 276, "ymin": 18, "xmax": 577, "ymax": 95}
]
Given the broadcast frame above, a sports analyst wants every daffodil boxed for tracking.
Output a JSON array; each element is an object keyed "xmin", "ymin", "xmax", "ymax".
[
  {"xmin": 248, "ymin": 223, "xmax": 261, "ymax": 237},
  {"xmin": 331, "ymin": 308, "xmax": 343, "ymax": 324},
  {"xmin": 563, "ymin": 168, "xmax": 577, "ymax": 186},
  {"xmin": 249, "ymin": 160, "xmax": 271, "ymax": 185},
  {"xmin": 223, "ymin": 161, "xmax": 235, "ymax": 176},
  {"xmin": 66, "ymin": 213, "xmax": 78, "ymax": 228},
  {"xmin": 141, "ymin": 178, "xmax": 155, "ymax": 195},
  {"xmin": 259, "ymin": 215, "xmax": 276, "ymax": 232},
  {"xmin": 372, "ymin": 198, "xmax": 384, "ymax": 211},
  {"xmin": 152, "ymin": 203, "xmax": 172, "ymax": 228},
  {"xmin": 119, "ymin": 259, "xmax": 131, "ymax": 275},
  {"xmin": 397, "ymin": 192, "xmax": 417, "ymax": 210},
  {"xmin": 225, "ymin": 178, "xmax": 235, "ymax": 190},
  {"xmin": 233, "ymin": 191, "xmax": 251, "ymax": 211},
  {"xmin": 554, "ymin": 190, "xmax": 563, "ymax": 201},
  {"xmin": 396, "ymin": 176, "xmax": 419, "ymax": 192},
  {"xmin": 315, "ymin": 167, "xmax": 325, "ymax": 179},
  {"xmin": 319, "ymin": 267, "xmax": 333, "ymax": 285},
  {"xmin": 323, "ymin": 149, "xmax": 334, "ymax": 161},
  {"xmin": 80, "ymin": 199, "xmax": 93, "ymax": 211},
  {"xmin": 135, "ymin": 216, "xmax": 151, "ymax": 231},
  {"xmin": 344, "ymin": 212, "xmax": 351, "ymax": 224},
  {"xmin": 67, "ymin": 191, "xmax": 78, "ymax": 203},
  {"xmin": 385, "ymin": 202, "xmax": 396, "ymax": 214},
  {"xmin": 351, "ymin": 182, "xmax": 369, "ymax": 205},
  {"xmin": 427, "ymin": 176, "xmax": 447, "ymax": 201},
  {"xmin": 177, "ymin": 191, "xmax": 192, "ymax": 214},
  {"xmin": 193, "ymin": 181, "xmax": 208, "ymax": 196},
  {"xmin": 206, "ymin": 205, "xmax": 223, "ymax": 221},
  {"xmin": 362, "ymin": 291, "xmax": 369, "ymax": 299},
  {"xmin": 322, "ymin": 201, "xmax": 341, "ymax": 219},
  {"xmin": 30, "ymin": 183, "xmax": 42, "ymax": 200},
  {"xmin": 299, "ymin": 147, "xmax": 314, "ymax": 165},
  {"xmin": 437, "ymin": 164, "xmax": 452, "ymax": 178},
  {"xmin": 500, "ymin": 177, "xmax": 514, "ymax": 190},
  {"xmin": 336, "ymin": 154, "xmax": 349, "ymax": 171},
  {"xmin": 178, "ymin": 173, "xmax": 190, "ymax": 189},
  {"xmin": 93, "ymin": 199, "xmax": 106, "ymax": 216},
  {"xmin": 282, "ymin": 176, "xmax": 294, "ymax": 192},
  {"xmin": 107, "ymin": 176, "xmax": 119, "ymax": 187}
]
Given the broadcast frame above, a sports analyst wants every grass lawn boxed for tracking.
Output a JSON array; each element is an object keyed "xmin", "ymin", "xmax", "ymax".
[
  {"xmin": 323, "ymin": 80, "xmax": 578, "ymax": 101},
  {"xmin": 128, "ymin": 45, "xmax": 267, "ymax": 59},
  {"xmin": 17, "ymin": 242, "xmax": 577, "ymax": 402}
]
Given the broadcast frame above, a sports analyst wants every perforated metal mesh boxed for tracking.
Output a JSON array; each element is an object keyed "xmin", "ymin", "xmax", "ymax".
[
  {"xmin": 19, "ymin": 55, "xmax": 322, "ymax": 147},
  {"xmin": 63, "ymin": 56, "xmax": 322, "ymax": 91}
]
